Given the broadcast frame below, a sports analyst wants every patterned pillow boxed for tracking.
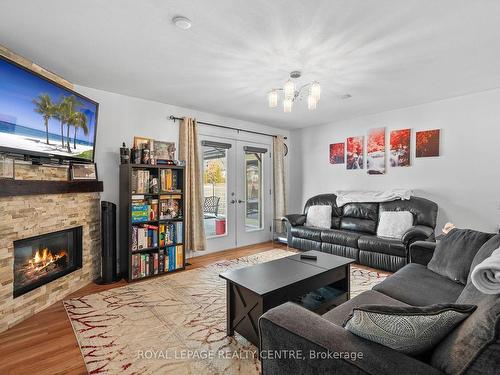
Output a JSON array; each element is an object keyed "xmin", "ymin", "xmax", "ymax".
[{"xmin": 343, "ymin": 304, "xmax": 476, "ymax": 355}]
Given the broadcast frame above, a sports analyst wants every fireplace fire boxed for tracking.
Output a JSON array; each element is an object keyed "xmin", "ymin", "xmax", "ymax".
[{"xmin": 13, "ymin": 227, "xmax": 82, "ymax": 298}]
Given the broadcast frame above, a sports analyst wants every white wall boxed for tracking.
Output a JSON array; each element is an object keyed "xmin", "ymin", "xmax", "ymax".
[
  {"xmin": 75, "ymin": 85, "xmax": 290, "ymax": 204},
  {"xmin": 289, "ymin": 88, "xmax": 500, "ymax": 233}
]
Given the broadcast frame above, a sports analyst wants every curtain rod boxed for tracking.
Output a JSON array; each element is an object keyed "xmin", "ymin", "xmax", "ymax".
[{"xmin": 168, "ymin": 115, "xmax": 287, "ymax": 140}]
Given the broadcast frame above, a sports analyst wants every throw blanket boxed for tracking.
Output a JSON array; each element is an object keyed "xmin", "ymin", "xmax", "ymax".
[
  {"xmin": 335, "ymin": 189, "xmax": 413, "ymax": 207},
  {"xmin": 471, "ymin": 247, "xmax": 500, "ymax": 294}
]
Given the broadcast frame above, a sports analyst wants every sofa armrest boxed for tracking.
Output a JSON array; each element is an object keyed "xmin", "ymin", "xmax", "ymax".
[
  {"xmin": 409, "ymin": 240, "xmax": 437, "ymax": 266},
  {"xmin": 259, "ymin": 302, "xmax": 444, "ymax": 375},
  {"xmin": 402, "ymin": 225, "xmax": 435, "ymax": 247},
  {"xmin": 283, "ymin": 214, "xmax": 307, "ymax": 245},
  {"xmin": 283, "ymin": 214, "xmax": 307, "ymax": 227}
]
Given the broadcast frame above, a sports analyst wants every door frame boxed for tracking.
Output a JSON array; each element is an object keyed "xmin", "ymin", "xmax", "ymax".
[{"xmin": 198, "ymin": 126, "xmax": 274, "ymax": 253}]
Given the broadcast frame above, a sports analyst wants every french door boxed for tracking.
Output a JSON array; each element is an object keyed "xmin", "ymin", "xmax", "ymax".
[{"xmin": 201, "ymin": 135, "xmax": 272, "ymax": 252}]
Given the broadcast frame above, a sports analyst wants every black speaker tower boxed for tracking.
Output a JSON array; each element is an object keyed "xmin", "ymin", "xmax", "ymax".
[{"xmin": 96, "ymin": 201, "xmax": 121, "ymax": 284}]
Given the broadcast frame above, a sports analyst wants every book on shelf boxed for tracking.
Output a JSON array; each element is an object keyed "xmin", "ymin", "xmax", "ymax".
[
  {"xmin": 159, "ymin": 223, "xmax": 175, "ymax": 246},
  {"xmin": 160, "ymin": 169, "xmax": 181, "ymax": 193},
  {"xmin": 130, "ymin": 245, "xmax": 183, "ymax": 280},
  {"xmin": 175, "ymin": 222, "xmax": 183, "ymax": 243},
  {"xmin": 132, "ymin": 224, "xmax": 158, "ymax": 249},
  {"xmin": 159, "ymin": 249, "xmax": 165, "ymax": 273},
  {"xmin": 132, "ymin": 170, "xmax": 150, "ymax": 194},
  {"xmin": 168, "ymin": 245, "xmax": 184, "ymax": 271},
  {"xmin": 131, "ymin": 198, "xmax": 158, "ymax": 223}
]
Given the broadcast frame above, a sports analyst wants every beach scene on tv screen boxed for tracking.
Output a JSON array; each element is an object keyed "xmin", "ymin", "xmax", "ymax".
[{"xmin": 0, "ymin": 58, "xmax": 97, "ymax": 161}]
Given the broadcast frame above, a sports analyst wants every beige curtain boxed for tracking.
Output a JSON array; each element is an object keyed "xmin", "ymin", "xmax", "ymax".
[
  {"xmin": 179, "ymin": 117, "xmax": 206, "ymax": 252},
  {"xmin": 273, "ymin": 135, "xmax": 287, "ymax": 232}
]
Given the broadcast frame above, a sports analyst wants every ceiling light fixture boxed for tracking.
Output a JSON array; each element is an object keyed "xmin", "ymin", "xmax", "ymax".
[
  {"xmin": 172, "ymin": 16, "xmax": 192, "ymax": 30},
  {"xmin": 268, "ymin": 71, "xmax": 321, "ymax": 113}
]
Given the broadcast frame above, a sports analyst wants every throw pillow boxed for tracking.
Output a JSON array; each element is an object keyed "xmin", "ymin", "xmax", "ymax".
[
  {"xmin": 343, "ymin": 304, "xmax": 476, "ymax": 355},
  {"xmin": 428, "ymin": 229, "xmax": 495, "ymax": 285},
  {"xmin": 305, "ymin": 205, "xmax": 332, "ymax": 229},
  {"xmin": 376, "ymin": 211, "xmax": 414, "ymax": 239}
]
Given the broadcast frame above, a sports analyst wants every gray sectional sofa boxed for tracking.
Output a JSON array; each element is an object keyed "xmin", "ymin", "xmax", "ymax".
[
  {"xmin": 284, "ymin": 194, "xmax": 438, "ymax": 272},
  {"xmin": 259, "ymin": 231, "xmax": 500, "ymax": 375}
]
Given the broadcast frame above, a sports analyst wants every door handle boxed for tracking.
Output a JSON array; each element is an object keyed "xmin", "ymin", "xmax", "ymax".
[
  {"xmin": 230, "ymin": 199, "xmax": 236, "ymax": 204},
  {"xmin": 237, "ymin": 199, "xmax": 244, "ymax": 204}
]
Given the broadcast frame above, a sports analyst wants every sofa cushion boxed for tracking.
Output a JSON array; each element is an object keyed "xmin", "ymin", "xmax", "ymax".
[
  {"xmin": 322, "ymin": 290, "xmax": 409, "ymax": 326},
  {"xmin": 373, "ymin": 263, "xmax": 464, "ymax": 306},
  {"xmin": 305, "ymin": 205, "xmax": 332, "ymax": 229},
  {"xmin": 376, "ymin": 211, "xmax": 414, "ymax": 239},
  {"xmin": 290, "ymin": 226, "xmax": 322, "ymax": 241},
  {"xmin": 340, "ymin": 203, "xmax": 378, "ymax": 234},
  {"xmin": 304, "ymin": 194, "xmax": 342, "ymax": 229},
  {"xmin": 358, "ymin": 235, "xmax": 406, "ymax": 257},
  {"xmin": 428, "ymin": 228, "xmax": 495, "ymax": 285},
  {"xmin": 430, "ymin": 281, "xmax": 500, "ymax": 374},
  {"xmin": 342, "ymin": 202, "xmax": 379, "ymax": 221},
  {"xmin": 379, "ymin": 197, "xmax": 438, "ymax": 228},
  {"xmin": 340, "ymin": 218, "xmax": 378, "ymax": 234},
  {"xmin": 321, "ymin": 228, "xmax": 361, "ymax": 248},
  {"xmin": 343, "ymin": 303, "xmax": 476, "ymax": 356}
]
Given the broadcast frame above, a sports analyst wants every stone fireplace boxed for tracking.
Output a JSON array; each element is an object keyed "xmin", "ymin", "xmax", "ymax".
[
  {"xmin": 13, "ymin": 226, "xmax": 83, "ymax": 298},
  {"xmin": 0, "ymin": 163, "xmax": 101, "ymax": 333}
]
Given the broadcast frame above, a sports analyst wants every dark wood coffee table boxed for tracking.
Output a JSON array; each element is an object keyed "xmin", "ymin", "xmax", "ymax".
[{"xmin": 219, "ymin": 250, "xmax": 354, "ymax": 346}]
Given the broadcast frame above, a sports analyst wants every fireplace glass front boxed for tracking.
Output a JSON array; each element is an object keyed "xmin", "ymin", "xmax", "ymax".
[{"xmin": 13, "ymin": 226, "xmax": 83, "ymax": 298}]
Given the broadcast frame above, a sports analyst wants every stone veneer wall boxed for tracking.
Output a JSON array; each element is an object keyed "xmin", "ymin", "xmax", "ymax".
[{"xmin": 0, "ymin": 163, "xmax": 101, "ymax": 332}]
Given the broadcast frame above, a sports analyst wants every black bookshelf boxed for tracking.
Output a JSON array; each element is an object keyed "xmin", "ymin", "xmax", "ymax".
[{"xmin": 119, "ymin": 164, "xmax": 186, "ymax": 282}]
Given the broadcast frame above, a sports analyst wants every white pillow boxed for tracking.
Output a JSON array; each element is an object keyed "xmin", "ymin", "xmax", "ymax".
[
  {"xmin": 377, "ymin": 211, "xmax": 414, "ymax": 239},
  {"xmin": 305, "ymin": 205, "xmax": 332, "ymax": 229}
]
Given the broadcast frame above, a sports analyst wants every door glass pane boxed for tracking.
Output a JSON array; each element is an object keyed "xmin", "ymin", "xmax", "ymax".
[
  {"xmin": 245, "ymin": 152, "xmax": 263, "ymax": 231},
  {"xmin": 202, "ymin": 145, "xmax": 227, "ymax": 237}
]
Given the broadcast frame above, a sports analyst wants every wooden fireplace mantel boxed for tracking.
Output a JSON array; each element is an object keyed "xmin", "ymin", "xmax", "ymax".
[{"xmin": 0, "ymin": 179, "xmax": 103, "ymax": 197}]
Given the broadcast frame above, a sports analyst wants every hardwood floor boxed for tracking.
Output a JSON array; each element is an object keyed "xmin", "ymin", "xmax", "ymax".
[{"xmin": 0, "ymin": 242, "xmax": 286, "ymax": 375}]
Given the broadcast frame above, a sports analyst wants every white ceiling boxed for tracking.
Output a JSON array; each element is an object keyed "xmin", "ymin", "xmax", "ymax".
[{"xmin": 1, "ymin": 0, "xmax": 500, "ymax": 129}]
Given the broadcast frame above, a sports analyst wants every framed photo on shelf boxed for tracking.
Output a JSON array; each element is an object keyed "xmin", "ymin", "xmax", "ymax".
[
  {"xmin": 0, "ymin": 154, "xmax": 15, "ymax": 179},
  {"xmin": 154, "ymin": 140, "xmax": 176, "ymax": 161},
  {"xmin": 70, "ymin": 163, "xmax": 98, "ymax": 180},
  {"xmin": 133, "ymin": 136, "xmax": 152, "ymax": 150}
]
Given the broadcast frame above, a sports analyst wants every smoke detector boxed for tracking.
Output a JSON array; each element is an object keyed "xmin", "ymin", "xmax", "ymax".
[
  {"xmin": 172, "ymin": 16, "xmax": 192, "ymax": 30},
  {"xmin": 289, "ymin": 71, "xmax": 302, "ymax": 79}
]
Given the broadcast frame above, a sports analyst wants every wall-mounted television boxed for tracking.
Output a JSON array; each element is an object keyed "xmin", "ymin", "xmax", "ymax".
[{"xmin": 0, "ymin": 55, "xmax": 98, "ymax": 162}]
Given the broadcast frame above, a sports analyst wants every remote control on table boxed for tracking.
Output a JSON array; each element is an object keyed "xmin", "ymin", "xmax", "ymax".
[{"xmin": 300, "ymin": 254, "xmax": 318, "ymax": 260}]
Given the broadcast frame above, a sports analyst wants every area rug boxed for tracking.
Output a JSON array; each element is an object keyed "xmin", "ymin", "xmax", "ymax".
[{"xmin": 64, "ymin": 249, "xmax": 389, "ymax": 375}]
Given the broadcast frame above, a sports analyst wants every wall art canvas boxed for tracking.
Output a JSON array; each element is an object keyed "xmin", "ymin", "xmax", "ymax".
[
  {"xmin": 390, "ymin": 129, "xmax": 411, "ymax": 167},
  {"xmin": 416, "ymin": 129, "xmax": 440, "ymax": 157},
  {"xmin": 346, "ymin": 136, "xmax": 364, "ymax": 170},
  {"xmin": 367, "ymin": 127, "xmax": 386, "ymax": 174},
  {"xmin": 329, "ymin": 142, "xmax": 345, "ymax": 164}
]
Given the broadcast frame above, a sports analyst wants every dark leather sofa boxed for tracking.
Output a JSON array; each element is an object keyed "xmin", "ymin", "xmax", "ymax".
[
  {"xmin": 284, "ymin": 194, "xmax": 438, "ymax": 271},
  {"xmin": 260, "ymin": 233, "xmax": 500, "ymax": 375}
]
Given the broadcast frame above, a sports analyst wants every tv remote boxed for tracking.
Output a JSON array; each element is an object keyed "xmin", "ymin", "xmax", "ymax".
[{"xmin": 300, "ymin": 254, "xmax": 317, "ymax": 260}]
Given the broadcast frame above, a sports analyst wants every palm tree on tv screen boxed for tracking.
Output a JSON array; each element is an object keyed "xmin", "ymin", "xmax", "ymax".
[
  {"xmin": 32, "ymin": 94, "xmax": 55, "ymax": 145},
  {"xmin": 72, "ymin": 112, "xmax": 89, "ymax": 150},
  {"xmin": 55, "ymin": 95, "xmax": 83, "ymax": 153},
  {"xmin": 54, "ymin": 98, "xmax": 68, "ymax": 147}
]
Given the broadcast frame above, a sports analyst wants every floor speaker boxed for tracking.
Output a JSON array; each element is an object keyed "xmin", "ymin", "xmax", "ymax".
[{"xmin": 96, "ymin": 201, "xmax": 120, "ymax": 284}]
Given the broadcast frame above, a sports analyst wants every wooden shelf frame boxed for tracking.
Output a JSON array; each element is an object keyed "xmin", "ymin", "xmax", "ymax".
[{"xmin": 119, "ymin": 163, "xmax": 186, "ymax": 282}]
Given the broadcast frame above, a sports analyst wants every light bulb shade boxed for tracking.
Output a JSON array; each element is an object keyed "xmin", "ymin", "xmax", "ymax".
[
  {"xmin": 284, "ymin": 79, "xmax": 295, "ymax": 100},
  {"xmin": 283, "ymin": 98, "xmax": 292, "ymax": 113},
  {"xmin": 307, "ymin": 95, "xmax": 317, "ymax": 110},
  {"xmin": 268, "ymin": 90, "xmax": 278, "ymax": 108},
  {"xmin": 310, "ymin": 81, "xmax": 321, "ymax": 100}
]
